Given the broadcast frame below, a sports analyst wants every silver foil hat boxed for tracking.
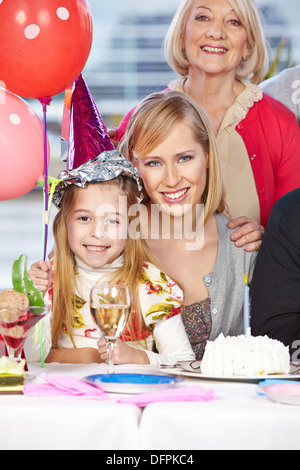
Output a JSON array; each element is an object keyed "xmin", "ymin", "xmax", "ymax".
[{"xmin": 52, "ymin": 149, "xmax": 142, "ymax": 208}]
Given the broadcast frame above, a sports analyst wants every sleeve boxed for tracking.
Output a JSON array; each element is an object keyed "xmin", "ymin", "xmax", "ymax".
[
  {"xmin": 114, "ymin": 89, "xmax": 169, "ymax": 143},
  {"xmin": 114, "ymin": 106, "xmax": 136, "ymax": 143},
  {"xmin": 137, "ymin": 263, "xmax": 195, "ymax": 365},
  {"xmin": 143, "ymin": 315, "xmax": 195, "ymax": 365},
  {"xmin": 251, "ymin": 189, "xmax": 300, "ymax": 358},
  {"xmin": 273, "ymin": 107, "xmax": 300, "ymax": 202},
  {"xmin": 260, "ymin": 67, "xmax": 300, "ymax": 122}
]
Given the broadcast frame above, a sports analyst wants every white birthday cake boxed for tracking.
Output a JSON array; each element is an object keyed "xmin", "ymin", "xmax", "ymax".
[{"xmin": 201, "ymin": 334, "xmax": 290, "ymax": 377}]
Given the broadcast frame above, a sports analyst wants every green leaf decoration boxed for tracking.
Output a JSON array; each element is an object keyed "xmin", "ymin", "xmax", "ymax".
[
  {"xmin": 141, "ymin": 272, "xmax": 151, "ymax": 284},
  {"xmin": 74, "ymin": 294, "xmax": 86, "ymax": 310},
  {"xmin": 159, "ymin": 272, "xmax": 168, "ymax": 283},
  {"xmin": 145, "ymin": 302, "xmax": 174, "ymax": 318},
  {"xmin": 72, "ymin": 313, "xmax": 86, "ymax": 329},
  {"xmin": 72, "ymin": 294, "xmax": 87, "ymax": 329},
  {"xmin": 151, "ymin": 312, "xmax": 170, "ymax": 321}
]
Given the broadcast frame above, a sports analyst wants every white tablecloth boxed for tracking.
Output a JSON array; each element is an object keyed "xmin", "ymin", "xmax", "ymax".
[
  {"xmin": 0, "ymin": 363, "xmax": 145, "ymax": 451},
  {"xmin": 0, "ymin": 362, "xmax": 299, "ymax": 450},
  {"xmin": 139, "ymin": 377, "xmax": 300, "ymax": 450}
]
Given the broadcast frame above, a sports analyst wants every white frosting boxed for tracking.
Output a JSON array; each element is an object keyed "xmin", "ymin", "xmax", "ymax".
[{"xmin": 201, "ymin": 334, "xmax": 290, "ymax": 376}]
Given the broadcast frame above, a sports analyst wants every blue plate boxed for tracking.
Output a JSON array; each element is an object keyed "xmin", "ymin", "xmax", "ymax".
[{"xmin": 84, "ymin": 373, "xmax": 182, "ymax": 394}]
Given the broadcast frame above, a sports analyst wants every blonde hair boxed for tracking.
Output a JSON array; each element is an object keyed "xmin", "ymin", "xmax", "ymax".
[
  {"xmin": 119, "ymin": 90, "xmax": 225, "ymax": 224},
  {"xmin": 51, "ymin": 177, "xmax": 149, "ymax": 348},
  {"xmin": 164, "ymin": 0, "xmax": 269, "ymax": 84}
]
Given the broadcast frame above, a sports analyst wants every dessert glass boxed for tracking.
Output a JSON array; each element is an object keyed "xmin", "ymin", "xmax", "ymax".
[{"xmin": 0, "ymin": 306, "xmax": 49, "ymax": 360}]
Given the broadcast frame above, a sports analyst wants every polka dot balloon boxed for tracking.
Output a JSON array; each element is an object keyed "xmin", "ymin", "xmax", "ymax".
[
  {"xmin": 0, "ymin": 88, "xmax": 50, "ymax": 200},
  {"xmin": 0, "ymin": 0, "xmax": 93, "ymax": 99}
]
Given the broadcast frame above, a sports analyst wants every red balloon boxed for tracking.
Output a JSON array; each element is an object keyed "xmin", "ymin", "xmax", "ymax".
[{"xmin": 0, "ymin": 0, "xmax": 93, "ymax": 99}]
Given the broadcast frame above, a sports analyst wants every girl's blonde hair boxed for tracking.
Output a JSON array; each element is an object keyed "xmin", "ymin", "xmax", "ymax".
[
  {"xmin": 51, "ymin": 176, "xmax": 149, "ymax": 348},
  {"xmin": 164, "ymin": 0, "xmax": 269, "ymax": 84},
  {"xmin": 119, "ymin": 91, "xmax": 225, "ymax": 224}
]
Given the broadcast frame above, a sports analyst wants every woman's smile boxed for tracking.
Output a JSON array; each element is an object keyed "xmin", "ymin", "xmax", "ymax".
[
  {"xmin": 161, "ymin": 188, "xmax": 190, "ymax": 204},
  {"xmin": 200, "ymin": 44, "xmax": 229, "ymax": 55}
]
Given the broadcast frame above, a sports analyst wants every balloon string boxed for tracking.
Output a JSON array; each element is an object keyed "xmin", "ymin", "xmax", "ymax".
[
  {"xmin": 38, "ymin": 97, "xmax": 51, "ymax": 261},
  {"xmin": 37, "ymin": 97, "xmax": 52, "ymax": 368}
]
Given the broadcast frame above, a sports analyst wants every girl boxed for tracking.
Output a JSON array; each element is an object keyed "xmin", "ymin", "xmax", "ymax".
[
  {"xmin": 26, "ymin": 150, "xmax": 195, "ymax": 365},
  {"xmin": 119, "ymin": 91, "xmax": 258, "ymax": 359}
]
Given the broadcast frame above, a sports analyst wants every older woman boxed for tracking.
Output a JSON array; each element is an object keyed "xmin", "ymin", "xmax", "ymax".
[{"xmin": 115, "ymin": 0, "xmax": 300, "ymax": 241}]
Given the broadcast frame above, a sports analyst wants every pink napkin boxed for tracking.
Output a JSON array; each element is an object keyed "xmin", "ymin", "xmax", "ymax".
[
  {"xmin": 259, "ymin": 382, "xmax": 300, "ymax": 397},
  {"xmin": 116, "ymin": 385, "xmax": 215, "ymax": 407},
  {"xmin": 23, "ymin": 374, "xmax": 109, "ymax": 400}
]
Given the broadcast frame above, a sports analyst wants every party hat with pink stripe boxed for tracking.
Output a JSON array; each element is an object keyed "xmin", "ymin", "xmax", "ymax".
[{"xmin": 64, "ymin": 73, "xmax": 114, "ymax": 170}]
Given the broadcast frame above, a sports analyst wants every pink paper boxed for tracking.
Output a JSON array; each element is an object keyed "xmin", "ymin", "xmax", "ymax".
[
  {"xmin": 23, "ymin": 374, "xmax": 109, "ymax": 400},
  {"xmin": 116, "ymin": 385, "xmax": 215, "ymax": 407}
]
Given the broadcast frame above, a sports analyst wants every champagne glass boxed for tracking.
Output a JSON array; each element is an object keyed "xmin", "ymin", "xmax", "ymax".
[
  {"xmin": 90, "ymin": 283, "xmax": 132, "ymax": 374},
  {"xmin": 0, "ymin": 306, "xmax": 49, "ymax": 360}
]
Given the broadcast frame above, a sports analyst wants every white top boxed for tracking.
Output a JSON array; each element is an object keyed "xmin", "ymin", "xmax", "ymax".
[{"xmin": 24, "ymin": 256, "xmax": 195, "ymax": 365}]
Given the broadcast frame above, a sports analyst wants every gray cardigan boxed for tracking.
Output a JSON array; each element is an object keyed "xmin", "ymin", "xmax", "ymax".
[{"xmin": 204, "ymin": 214, "xmax": 257, "ymax": 340}]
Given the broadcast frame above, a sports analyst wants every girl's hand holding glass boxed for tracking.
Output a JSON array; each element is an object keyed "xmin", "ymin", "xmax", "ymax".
[
  {"xmin": 97, "ymin": 337, "xmax": 149, "ymax": 365},
  {"xmin": 90, "ymin": 283, "xmax": 132, "ymax": 373}
]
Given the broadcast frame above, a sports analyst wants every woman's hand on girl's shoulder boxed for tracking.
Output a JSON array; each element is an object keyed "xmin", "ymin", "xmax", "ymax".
[
  {"xmin": 28, "ymin": 260, "xmax": 53, "ymax": 293},
  {"xmin": 227, "ymin": 216, "xmax": 264, "ymax": 252}
]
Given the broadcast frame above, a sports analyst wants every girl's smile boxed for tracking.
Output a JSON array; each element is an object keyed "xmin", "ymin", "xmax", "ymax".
[{"xmin": 84, "ymin": 244, "xmax": 110, "ymax": 254}]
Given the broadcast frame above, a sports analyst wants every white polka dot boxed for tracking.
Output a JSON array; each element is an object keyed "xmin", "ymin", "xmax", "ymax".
[
  {"xmin": 0, "ymin": 1, "xmax": 4, "ymax": 5},
  {"xmin": 57, "ymin": 7, "xmax": 70, "ymax": 20},
  {"xmin": 10, "ymin": 114, "xmax": 21, "ymax": 125},
  {"xmin": 24, "ymin": 24, "xmax": 40, "ymax": 40}
]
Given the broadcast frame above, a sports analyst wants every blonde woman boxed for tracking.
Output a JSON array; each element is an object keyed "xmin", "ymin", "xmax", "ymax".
[
  {"xmin": 115, "ymin": 0, "xmax": 300, "ymax": 242},
  {"xmin": 120, "ymin": 91, "xmax": 258, "ymax": 359},
  {"xmin": 26, "ymin": 151, "xmax": 195, "ymax": 365}
]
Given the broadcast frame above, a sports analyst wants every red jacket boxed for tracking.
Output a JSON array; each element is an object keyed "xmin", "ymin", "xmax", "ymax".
[
  {"xmin": 116, "ymin": 92, "xmax": 300, "ymax": 226},
  {"xmin": 236, "ymin": 93, "xmax": 300, "ymax": 226}
]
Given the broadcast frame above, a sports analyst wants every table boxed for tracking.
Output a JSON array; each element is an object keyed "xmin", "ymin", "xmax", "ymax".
[
  {"xmin": 139, "ymin": 379, "xmax": 300, "ymax": 450},
  {"xmin": 0, "ymin": 363, "xmax": 143, "ymax": 451},
  {"xmin": 0, "ymin": 362, "xmax": 299, "ymax": 450}
]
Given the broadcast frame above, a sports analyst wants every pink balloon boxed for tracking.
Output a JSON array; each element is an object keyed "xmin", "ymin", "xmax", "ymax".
[{"xmin": 0, "ymin": 88, "xmax": 50, "ymax": 201}]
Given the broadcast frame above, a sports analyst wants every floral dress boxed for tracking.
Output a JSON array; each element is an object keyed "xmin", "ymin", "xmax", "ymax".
[{"xmin": 25, "ymin": 257, "xmax": 195, "ymax": 365}]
